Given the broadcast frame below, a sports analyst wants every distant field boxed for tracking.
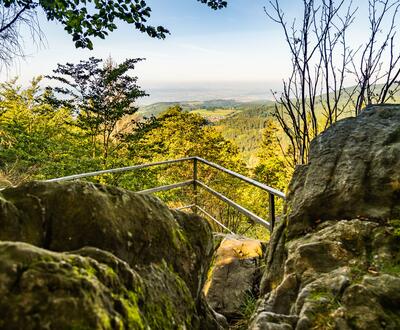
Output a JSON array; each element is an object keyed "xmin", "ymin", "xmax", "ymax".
[
  {"xmin": 190, "ymin": 108, "xmax": 240, "ymax": 122},
  {"xmin": 138, "ymin": 99, "xmax": 274, "ymax": 117}
]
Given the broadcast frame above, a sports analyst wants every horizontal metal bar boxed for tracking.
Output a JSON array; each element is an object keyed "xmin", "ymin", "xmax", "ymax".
[
  {"xmin": 136, "ymin": 180, "xmax": 194, "ymax": 195},
  {"xmin": 195, "ymin": 205, "xmax": 235, "ymax": 235},
  {"xmin": 196, "ymin": 180, "xmax": 270, "ymax": 228},
  {"xmin": 45, "ymin": 157, "xmax": 195, "ymax": 182},
  {"xmin": 174, "ymin": 204, "xmax": 196, "ymax": 211},
  {"xmin": 195, "ymin": 157, "xmax": 286, "ymax": 199}
]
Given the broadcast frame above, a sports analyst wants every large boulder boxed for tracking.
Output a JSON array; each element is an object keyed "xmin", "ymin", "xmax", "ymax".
[
  {"xmin": 251, "ymin": 105, "xmax": 400, "ymax": 329},
  {"xmin": 286, "ymin": 104, "xmax": 400, "ymax": 238},
  {"xmin": 0, "ymin": 242, "xmax": 196, "ymax": 330},
  {"xmin": 204, "ymin": 236, "xmax": 265, "ymax": 320},
  {"xmin": 0, "ymin": 181, "xmax": 222, "ymax": 329}
]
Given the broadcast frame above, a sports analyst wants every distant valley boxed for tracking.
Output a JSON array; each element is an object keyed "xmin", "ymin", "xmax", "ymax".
[{"xmin": 139, "ymin": 99, "xmax": 277, "ymax": 167}]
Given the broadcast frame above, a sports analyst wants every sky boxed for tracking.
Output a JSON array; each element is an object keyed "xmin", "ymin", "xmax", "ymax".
[{"xmin": 0, "ymin": 0, "xmax": 374, "ymax": 104}]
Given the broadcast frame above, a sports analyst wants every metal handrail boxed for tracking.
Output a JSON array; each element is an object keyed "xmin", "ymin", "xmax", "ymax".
[
  {"xmin": 196, "ymin": 157, "xmax": 286, "ymax": 198},
  {"xmin": 196, "ymin": 180, "xmax": 270, "ymax": 228},
  {"xmin": 45, "ymin": 157, "xmax": 195, "ymax": 182},
  {"xmin": 45, "ymin": 157, "xmax": 286, "ymax": 232}
]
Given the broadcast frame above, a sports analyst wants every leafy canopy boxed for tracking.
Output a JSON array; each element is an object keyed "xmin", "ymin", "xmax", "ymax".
[
  {"xmin": 2, "ymin": 0, "xmax": 228, "ymax": 49},
  {"xmin": 0, "ymin": 77, "xmax": 95, "ymax": 182},
  {"xmin": 46, "ymin": 56, "xmax": 147, "ymax": 165}
]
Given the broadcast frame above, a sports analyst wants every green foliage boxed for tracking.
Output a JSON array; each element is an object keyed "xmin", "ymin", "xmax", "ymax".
[
  {"xmin": 0, "ymin": 77, "xmax": 97, "ymax": 182},
  {"xmin": 239, "ymin": 289, "xmax": 257, "ymax": 320},
  {"xmin": 254, "ymin": 118, "xmax": 292, "ymax": 192},
  {"xmin": 389, "ymin": 220, "xmax": 400, "ymax": 238},
  {"xmin": 2, "ymin": 0, "xmax": 227, "ymax": 50},
  {"xmin": 0, "ymin": 74, "xmax": 286, "ymax": 240},
  {"xmin": 126, "ymin": 106, "xmax": 241, "ymax": 165},
  {"xmin": 231, "ymin": 290, "xmax": 258, "ymax": 329},
  {"xmin": 46, "ymin": 57, "xmax": 147, "ymax": 167},
  {"xmin": 215, "ymin": 104, "xmax": 276, "ymax": 166}
]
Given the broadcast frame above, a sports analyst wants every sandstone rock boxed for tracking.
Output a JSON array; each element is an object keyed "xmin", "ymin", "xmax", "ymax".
[
  {"xmin": 251, "ymin": 105, "xmax": 400, "ymax": 330},
  {"xmin": 285, "ymin": 105, "xmax": 400, "ymax": 238},
  {"xmin": 252, "ymin": 219, "xmax": 400, "ymax": 330},
  {"xmin": 204, "ymin": 236, "xmax": 265, "ymax": 320},
  {"xmin": 0, "ymin": 181, "xmax": 222, "ymax": 329}
]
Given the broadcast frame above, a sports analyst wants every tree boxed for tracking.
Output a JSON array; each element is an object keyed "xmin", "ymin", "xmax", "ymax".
[
  {"xmin": 46, "ymin": 56, "xmax": 147, "ymax": 166},
  {"xmin": 122, "ymin": 106, "xmax": 277, "ymax": 238},
  {"xmin": 0, "ymin": 2, "xmax": 43, "ymax": 69},
  {"xmin": 267, "ymin": 0, "xmax": 357, "ymax": 166},
  {"xmin": 0, "ymin": 77, "xmax": 92, "ymax": 183},
  {"xmin": 267, "ymin": 0, "xmax": 400, "ymax": 167},
  {"xmin": 351, "ymin": 0, "xmax": 400, "ymax": 114},
  {"xmin": 126, "ymin": 105, "xmax": 241, "ymax": 166},
  {"xmin": 254, "ymin": 118, "xmax": 291, "ymax": 192},
  {"xmin": 0, "ymin": 0, "xmax": 227, "ymax": 68}
]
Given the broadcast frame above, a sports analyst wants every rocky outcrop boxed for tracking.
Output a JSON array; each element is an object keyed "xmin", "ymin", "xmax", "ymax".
[
  {"xmin": 204, "ymin": 236, "xmax": 265, "ymax": 320},
  {"xmin": 251, "ymin": 105, "xmax": 400, "ymax": 330},
  {"xmin": 285, "ymin": 104, "xmax": 400, "ymax": 238},
  {"xmin": 252, "ymin": 219, "xmax": 400, "ymax": 329},
  {"xmin": 0, "ymin": 181, "xmax": 222, "ymax": 329}
]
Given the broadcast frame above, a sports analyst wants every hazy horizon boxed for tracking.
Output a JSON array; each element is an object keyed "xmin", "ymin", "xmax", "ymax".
[{"xmin": 137, "ymin": 80, "xmax": 280, "ymax": 105}]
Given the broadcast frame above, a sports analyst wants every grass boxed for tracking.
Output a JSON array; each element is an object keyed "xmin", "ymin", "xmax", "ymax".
[{"xmin": 230, "ymin": 290, "xmax": 258, "ymax": 329}]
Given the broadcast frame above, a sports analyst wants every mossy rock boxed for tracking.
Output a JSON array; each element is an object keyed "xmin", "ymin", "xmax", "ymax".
[
  {"xmin": 0, "ymin": 181, "xmax": 214, "ymax": 298},
  {"xmin": 0, "ymin": 241, "xmax": 198, "ymax": 329},
  {"xmin": 0, "ymin": 181, "xmax": 222, "ymax": 329}
]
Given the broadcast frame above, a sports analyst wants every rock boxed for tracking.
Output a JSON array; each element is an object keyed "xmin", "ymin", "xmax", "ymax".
[
  {"xmin": 204, "ymin": 235, "xmax": 265, "ymax": 320},
  {"xmin": 0, "ymin": 180, "xmax": 212, "ymax": 298},
  {"xmin": 251, "ymin": 105, "xmax": 400, "ymax": 329},
  {"xmin": 254, "ymin": 219, "xmax": 400, "ymax": 329},
  {"xmin": 285, "ymin": 105, "xmax": 400, "ymax": 238},
  {"xmin": 0, "ymin": 241, "xmax": 196, "ymax": 329},
  {"xmin": 249, "ymin": 311, "xmax": 298, "ymax": 330},
  {"xmin": 0, "ymin": 181, "xmax": 222, "ymax": 329}
]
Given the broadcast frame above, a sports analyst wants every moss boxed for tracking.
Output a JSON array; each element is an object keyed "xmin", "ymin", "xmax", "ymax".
[
  {"xmin": 380, "ymin": 262, "xmax": 400, "ymax": 276},
  {"xmin": 349, "ymin": 266, "xmax": 366, "ymax": 283},
  {"xmin": 96, "ymin": 307, "xmax": 112, "ymax": 329},
  {"xmin": 118, "ymin": 295, "xmax": 144, "ymax": 329},
  {"xmin": 173, "ymin": 226, "xmax": 189, "ymax": 247},
  {"xmin": 389, "ymin": 220, "xmax": 400, "ymax": 238},
  {"xmin": 307, "ymin": 290, "xmax": 341, "ymax": 330},
  {"xmin": 309, "ymin": 290, "xmax": 340, "ymax": 308},
  {"xmin": 69, "ymin": 324, "xmax": 93, "ymax": 330},
  {"xmin": 202, "ymin": 252, "xmax": 217, "ymax": 295},
  {"xmin": 106, "ymin": 266, "xmax": 117, "ymax": 278}
]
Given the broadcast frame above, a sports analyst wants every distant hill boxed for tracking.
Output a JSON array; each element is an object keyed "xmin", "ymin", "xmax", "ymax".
[
  {"xmin": 138, "ymin": 99, "xmax": 274, "ymax": 117},
  {"xmin": 214, "ymin": 104, "xmax": 277, "ymax": 166}
]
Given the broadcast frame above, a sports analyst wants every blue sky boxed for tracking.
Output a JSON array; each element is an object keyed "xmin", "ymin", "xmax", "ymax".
[{"xmin": 0, "ymin": 0, "xmax": 376, "ymax": 103}]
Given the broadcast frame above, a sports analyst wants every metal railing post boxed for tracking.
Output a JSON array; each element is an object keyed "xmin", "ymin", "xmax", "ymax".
[
  {"xmin": 269, "ymin": 193, "xmax": 276, "ymax": 232},
  {"xmin": 193, "ymin": 157, "xmax": 198, "ymax": 213}
]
